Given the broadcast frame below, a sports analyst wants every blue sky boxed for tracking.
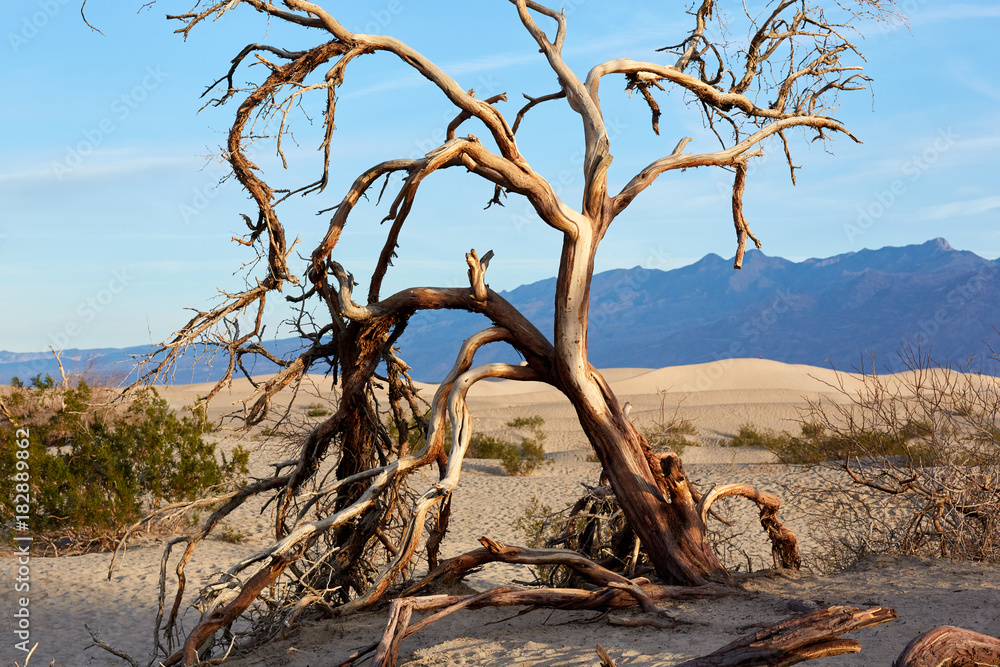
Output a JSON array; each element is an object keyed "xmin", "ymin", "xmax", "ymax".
[{"xmin": 2, "ymin": 1, "xmax": 998, "ymax": 353}]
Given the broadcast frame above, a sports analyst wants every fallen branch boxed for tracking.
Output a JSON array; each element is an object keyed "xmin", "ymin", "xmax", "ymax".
[
  {"xmin": 352, "ymin": 579, "xmax": 724, "ymax": 667},
  {"xmin": 596, "ymin": 644, "xmax": 618, "ymax": 667},
  {"xmin": 672, "ymin": 605, "xmax": 897, "ymax": 667}
]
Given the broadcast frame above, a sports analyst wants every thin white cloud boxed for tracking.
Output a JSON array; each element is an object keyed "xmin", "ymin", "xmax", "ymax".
[
  {"xmin": 915, "ymin": 4, "xmax": 1000, "ymax": 22},
  {"xmin": 0, "ymin": 153, "xmax": 195, "ymax": 185},
  {"xmin": 921, "ymin": 195, "xmax": 1000, "ymax": 221},
  {"xmin": 954, "ymin": 71, "xmax": 1000, "ymax": 102},
  {"xmin": 445, "ymin": 51, "xmax": 543, "ymax": 76}
]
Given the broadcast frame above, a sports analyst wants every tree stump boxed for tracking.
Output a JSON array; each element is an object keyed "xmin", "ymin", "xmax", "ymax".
[{"xmin": 893, "ymin": 626, "xmax": 1000, "ymax": 667}]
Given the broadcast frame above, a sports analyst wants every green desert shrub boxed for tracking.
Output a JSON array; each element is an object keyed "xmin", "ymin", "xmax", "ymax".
[
  {"xmin": 1, "ymin": 379, "xmax": 248, "ymax": 535},
  {"xmin": 725, "ymin": 423, "xmax": 787, "ymax": 449},
  {"xmin": 219, "ymin": 524, "xmax": 248, "ymax": 544},
  {"xmin": 465, "ymin": 416, "xmax": 548, "ymax": 476},
  {"xmin": 725, "ymin": 421, "xmax": 938, "ymax": 465},
  {"xmin": 507, "ymin": 415, "xmax": 545, "ymax": 430},
  {"xmin": 499, "ymin": 415, "xmax": 549, "ymax": 476},
  {"xmin": 500, "ymin": 435, "xmax": 547, "ymax": 476},
  {"xmin": 467, "ymin": 432, "xmax": 510, "ymax": 459},
  {"xmin": 304, "ymin": 402, "xmax": 331, "ymax": 417},
  {"xmin": 388, "ymin": 412, "xmax": 549, "ymax": 476}
]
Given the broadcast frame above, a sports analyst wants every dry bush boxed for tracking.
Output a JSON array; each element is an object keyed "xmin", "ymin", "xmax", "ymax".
[
  {"xmin": 784, "ymin": 347, "xmax": 1000, "ymax": 569},
  {"xmin": 640, "ymin": 390, "xmax": 698, "ymax": 455}
]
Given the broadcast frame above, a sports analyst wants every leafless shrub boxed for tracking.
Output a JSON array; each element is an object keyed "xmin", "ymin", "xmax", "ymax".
[{"xmin": 786, "ymin": 345, "xmax": 1000, "ymax": 569}]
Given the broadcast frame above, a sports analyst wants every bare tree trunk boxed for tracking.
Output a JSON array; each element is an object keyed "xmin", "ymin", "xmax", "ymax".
[
  {"xmin": 555, "ymin": 228, "xmax": 728, "ymax": 584},
  {"xmin": 574, "ymin": 404, "xmax": 728, "ymax": 584}
]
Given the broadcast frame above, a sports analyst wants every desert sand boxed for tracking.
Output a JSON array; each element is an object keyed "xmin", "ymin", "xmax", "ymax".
[{"xmin": 3, "ymin": 359, "xmax": 999, "ymax": 666}]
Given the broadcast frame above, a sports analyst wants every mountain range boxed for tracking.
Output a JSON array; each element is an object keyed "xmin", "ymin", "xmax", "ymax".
[{"xmin": 4, "ymin": 238, "xmax": 998, "ymax": 385}]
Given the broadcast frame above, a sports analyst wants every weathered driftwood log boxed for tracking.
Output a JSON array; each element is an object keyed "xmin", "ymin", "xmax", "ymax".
[
  {"xmin": 671, "ymin": 605, "xmax": 897, "ymax": 667},
  {"xmin": 367, "ymin": 601, "xmax": 895, "ymax": 667},
  {"xmin": 893, "ymin": 626, "xmax": 1000, "ymax": 667}
]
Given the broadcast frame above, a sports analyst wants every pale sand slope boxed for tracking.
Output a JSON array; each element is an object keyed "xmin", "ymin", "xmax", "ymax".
[{"xmin": 3, "ymin": 359, "xmax": 998, "ymax": 666}]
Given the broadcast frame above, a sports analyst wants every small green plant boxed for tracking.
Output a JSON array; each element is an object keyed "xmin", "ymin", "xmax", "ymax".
[
  {"xmin": 500, "ymin": 415, "xmax": 549, "ymax": 476},
  {"xmin": 726, "ymin": 421, "xmax": 939, "ymax": 465},
  {"xmin": 461, "ymin": 415, "xmax": 549, "ymax": 475},
  {"xmin": 467, "ymin": 432, "xmax": 510, "ymax": 459},
  {"xmin": 305, "ymin": 402, "xmax": 331, "ymax": 417},
  {"xmin": 725, "ymin": 423, "xmax": 793, "ymax": 449},
  {"xmin": 500, "ymin": 437, "xmax": 547, "ymax": 476},
  {"xmin": 219, "ymin": 524, "xmax": 247, "ymax": 544},
  {"xmin": 512, "ymin": 496, "xmax": 556, "ymax": 548},
  {"xmin": 507, "ymin": 415, "xmax": 545, "ymax": 430}
]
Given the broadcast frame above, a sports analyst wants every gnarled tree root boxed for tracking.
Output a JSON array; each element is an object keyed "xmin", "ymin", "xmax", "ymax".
[
  {"xmin": 403, "ymin": 536, "xmax": 729, "ymax": 603},
  {"xmin": 893, "ymin": 626, "xmax": 1000, "ymax": 667},
  {"xmin": 697, "ymin": 482, "xmax": 801, "ymax": 570}
]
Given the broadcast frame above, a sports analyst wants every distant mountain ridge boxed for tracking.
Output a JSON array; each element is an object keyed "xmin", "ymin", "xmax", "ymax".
[
  {"xmin": 397, "ymin": 237, "xmax": 1000, "ymax": 378},
  {"xmin": 3, "ymin": 238, "xmax": 998, "ymax": 384}
]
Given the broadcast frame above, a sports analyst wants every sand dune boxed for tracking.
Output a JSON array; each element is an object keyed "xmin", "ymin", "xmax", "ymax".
[{"xmin": 4, "ymin": 359, "xmax": 998, "ymax": 667}]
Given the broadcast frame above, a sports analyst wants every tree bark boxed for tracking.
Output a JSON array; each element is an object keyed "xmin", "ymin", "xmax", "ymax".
[
  {"xmin": 552, "ymin": 215, "xmax": 729, "ymax": 586},
  {"xmin": 893, "ymin": 626, "xmax": 1000, "ymax": 667},
  {"xmin": 567, "ymin": 380, "xmax": 729, "ymax": 584}
]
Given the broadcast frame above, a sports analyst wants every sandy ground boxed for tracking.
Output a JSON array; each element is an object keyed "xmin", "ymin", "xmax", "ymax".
[{"xmin": 3, "ymin": 359, "xmax": 999, "ymax": 666}]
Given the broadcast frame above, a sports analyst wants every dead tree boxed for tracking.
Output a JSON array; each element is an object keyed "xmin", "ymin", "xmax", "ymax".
[{"xmin": 122, "ymin": 1, "xmax": 898, "ymax": 662}]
